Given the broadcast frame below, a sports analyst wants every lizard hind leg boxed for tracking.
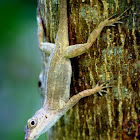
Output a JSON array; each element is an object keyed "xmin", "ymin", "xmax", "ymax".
[
  {"xmin": 40, "ymin": 42, "xmax": 55, "ymax": 54},
  {"xmin": 37, "ymin": 9, "xmax": 55, "ymax": 54},
  {"xmin": 37, "ymin": 10, "xmax": 44, "ymax": 49}
]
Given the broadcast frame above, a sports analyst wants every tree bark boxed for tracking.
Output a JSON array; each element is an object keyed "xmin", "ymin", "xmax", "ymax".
[{"xmin": 38, "ymin": 0, "xmax": 139, "ymax": 139}]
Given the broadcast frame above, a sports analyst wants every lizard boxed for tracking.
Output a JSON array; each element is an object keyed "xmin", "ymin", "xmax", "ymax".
[{"xmin": 24, "ymin": 0, "xmax": 132, "ymax": 140}]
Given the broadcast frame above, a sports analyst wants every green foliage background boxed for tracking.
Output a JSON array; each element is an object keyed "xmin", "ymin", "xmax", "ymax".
[{"xmin": 0, "ymin": 0, "xmax": 45, "ymax": 139}]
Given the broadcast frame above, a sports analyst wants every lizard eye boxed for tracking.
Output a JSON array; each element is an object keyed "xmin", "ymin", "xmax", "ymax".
[{"xmin": 27, "ymin": 118, "xmax": 38, "ymax": 129}]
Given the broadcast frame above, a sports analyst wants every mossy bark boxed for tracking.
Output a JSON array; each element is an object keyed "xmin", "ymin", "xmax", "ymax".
[{"xmin": 38, "ymin": 0, "xmax": 139, "ymax": 139}]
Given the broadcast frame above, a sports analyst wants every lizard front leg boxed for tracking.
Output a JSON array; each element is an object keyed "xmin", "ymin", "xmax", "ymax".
[
  {"xmin": 64, "ymin": 7, "xmax": 132, "ymax": 58},
  {"xmin": 63, "ymin": 82, "xmax": 109, "ymax": 112}
]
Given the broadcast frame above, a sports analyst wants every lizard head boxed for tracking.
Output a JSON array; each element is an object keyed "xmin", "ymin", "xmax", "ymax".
[{"xmin": 24, "ymin": 107, "xmax": 63, "ymax": 140}]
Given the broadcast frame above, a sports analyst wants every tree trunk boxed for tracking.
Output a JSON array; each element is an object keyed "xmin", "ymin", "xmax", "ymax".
[{"xmin": 38, "ymin": 0, "xmax": 139, "ymax": 139}]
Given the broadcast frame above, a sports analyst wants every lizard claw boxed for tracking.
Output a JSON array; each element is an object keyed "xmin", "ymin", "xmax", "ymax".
[
  {"xmin": 97, "ymin": 79, "xmax": 109, "ymax": 85},
  {"xmin": 98, "ymin": 92, "xmax": 103, "ymax": 96},
  {"xmin": 101, "ymin": 90, "xmax": 108, "ymax": 94},
  {"xmin": 97, "ymin": 81, "xmax": 111, "ymax": 96},
  {"xmin": 104, "ymin": 6, "xmax": 133, "ymax": 27},
  {"xmin": 100, "ymin": 81, "xmax": 109, "ymax": 87}
]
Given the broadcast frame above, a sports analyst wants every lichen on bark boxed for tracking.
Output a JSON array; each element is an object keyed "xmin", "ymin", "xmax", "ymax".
[{"xmin": 38, "ymin": 0, "xmax": 140, "ymax": 139}]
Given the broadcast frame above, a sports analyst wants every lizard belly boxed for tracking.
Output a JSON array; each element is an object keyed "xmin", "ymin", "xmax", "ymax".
[{"xmin": 46, "ymin": 57, "xmax": 72, "ymax": 108}]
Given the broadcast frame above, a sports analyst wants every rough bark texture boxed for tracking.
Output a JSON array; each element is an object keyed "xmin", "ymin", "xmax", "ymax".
[{"xmin": 38, "ymin": 0, "xmax": 139, "ymax": 139}]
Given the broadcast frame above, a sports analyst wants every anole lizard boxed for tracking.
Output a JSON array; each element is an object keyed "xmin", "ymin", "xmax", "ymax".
[{"xmin": 24, "ymin": 0, "xmax": 131, "ymax": 140}]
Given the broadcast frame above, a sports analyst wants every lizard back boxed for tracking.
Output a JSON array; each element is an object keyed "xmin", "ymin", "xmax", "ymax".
[{"xmin": 44, "ymin": 0, "xmax": 71, "ymax": 109}]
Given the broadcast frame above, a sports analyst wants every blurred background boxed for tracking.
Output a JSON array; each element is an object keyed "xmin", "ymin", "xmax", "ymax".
[{"xmin": 0, "ymin": 0, "xmax": 46, "ymax": 139}]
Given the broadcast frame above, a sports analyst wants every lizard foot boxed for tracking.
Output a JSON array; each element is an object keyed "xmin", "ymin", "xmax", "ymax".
[
  {"xmin": 96, "ymin": 81, "xmax": 112, "ymax": 96},
  {"xmin": 104, "ymin": 6, "xmax": 133, "ymax": 27}
]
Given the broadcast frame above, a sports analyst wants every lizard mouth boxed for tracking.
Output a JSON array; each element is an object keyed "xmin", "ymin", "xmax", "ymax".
[
  {"xmin": 24, "ymin": 133, "xmax": 30, "ymax": 140},
  {"xmin": 24, "ymin": 135, "xmax": 37, "ymax": 140},
  {"xmin": 24, "ymin": 130, "xmax": 32, "ymax": 140},
  {"xmin": 24, "ymin": 124, "xmax": 38, "ymax": 140}
]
